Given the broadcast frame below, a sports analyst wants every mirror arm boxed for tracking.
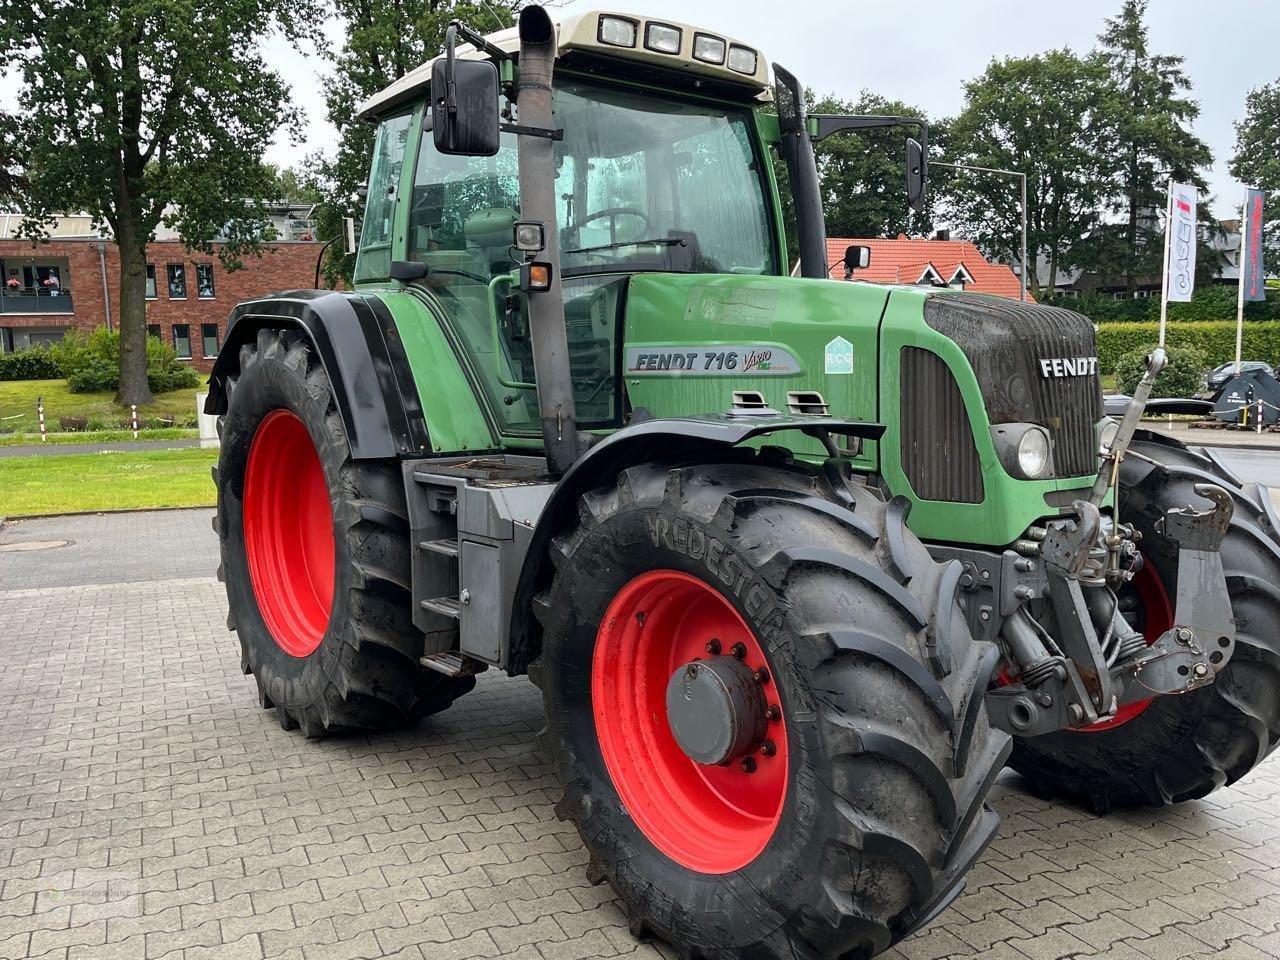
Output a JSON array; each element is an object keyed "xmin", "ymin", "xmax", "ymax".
[
  {"xmin": 448, "ymin": 19, "xmax": 513, "ymax": 62},
  {"xmin": 811, "ymin": 114, "xmax": 927, "ymax": 144}
]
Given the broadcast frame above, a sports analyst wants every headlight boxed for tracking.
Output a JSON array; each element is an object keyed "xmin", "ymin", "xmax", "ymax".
[
  {"xmin": 991, "ymin": 423, "xmax": 1052, "ymax": 479},
  {"xmin": 1017, "ymin": 428, "xmax": 1050, "ymax": 478},
  {"xmin": 598, "ymin": 15, "xmax": 637, "ymax": 47},
  {"xmin": 644, "ymin": 23, "xmax": 682, "ymax": 54},
  {"xmin": 1096, "ymin": 417, "xmax": 1120, "ymax": 455},
  {"xmin": 727, "ymin": 44, "xmax": 758, "ymax": 74}
]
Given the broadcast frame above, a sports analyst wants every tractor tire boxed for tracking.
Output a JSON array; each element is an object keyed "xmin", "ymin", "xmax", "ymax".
[
  {"xmin": 534, "ymin": 457, "xmax": 1010, "ymax": 959},
  {"xmin": 213, "ymin": 327, "xmax": 473, "ymax": 736},
  {"xmin": 1008, "ymin": 437, "xmax": 1280, "ymax": 812}
]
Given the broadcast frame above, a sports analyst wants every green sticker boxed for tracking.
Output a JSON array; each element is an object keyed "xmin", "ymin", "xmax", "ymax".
[{"xmin": 824, "ymin": 336, "xmax": 854, "ymax": 375}]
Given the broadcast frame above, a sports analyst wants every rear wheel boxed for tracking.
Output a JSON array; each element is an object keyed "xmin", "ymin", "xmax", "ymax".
[
  {"xmin": 214, "ymin": 328, "xmax": 473, "ymax": 736},
  {"xmin": 1008, "ymin": 438, "xmax": 1280, "ymax": 811},
  {"xmin": 536, "ymin": 458, "xmax": 1010, "ymax": 959}
]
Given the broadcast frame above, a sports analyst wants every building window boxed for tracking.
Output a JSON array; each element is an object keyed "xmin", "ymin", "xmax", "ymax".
[
  {"xmin": 201, "ymin": 323, "xmax": 219, "ymax": 358},
  {"xmin": 145, "ymin": 265, "xmax": 157, "ymax": 299},
  {"xmin": 147, "ymin": 324, "xmax": 161, "ymax": 341},
  {"xmin": 167, "ymin": 264, "xmax": 187, "ymax": 299},
  {"xmin": 173, "ymin": 323, "xmax": 191, "ymax": 359},
  {"xmin": 196, "ymin": 263, "xmax": 215, "ymax": 299}
]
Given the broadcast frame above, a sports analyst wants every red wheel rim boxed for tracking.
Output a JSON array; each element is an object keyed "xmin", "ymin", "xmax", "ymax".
[
  {"xmin": 243, "ymin": 410, "xmax": 335, "ymax": 658},
  {"xmin": 591, "ymin": 570, "xmax": 787, "ymax": 874},
  {"xmin": 1076, "ymin": 554, "xmax": 1173, "ymax": 732}
]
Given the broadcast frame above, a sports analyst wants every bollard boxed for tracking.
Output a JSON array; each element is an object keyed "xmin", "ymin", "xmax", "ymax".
[
  {"xmin": 131, "ymin": 403, "xmax": 139, "ymax": 440},
  {"xmin": 38, "ymin": 396, "xmax": 46, "ymax": 443},
  {"xmin": 1258, "ymin": 399, "xmax": 1264, "ymax": 436},
  {"xmin": 1167, "ymin": 412, "xmax": 1173, "ymax": 431}
]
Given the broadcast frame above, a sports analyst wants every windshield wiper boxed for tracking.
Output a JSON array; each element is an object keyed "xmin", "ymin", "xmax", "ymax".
[{"xmin": 565, "ymin": 237, "xmax": 687, "ymax": 256}]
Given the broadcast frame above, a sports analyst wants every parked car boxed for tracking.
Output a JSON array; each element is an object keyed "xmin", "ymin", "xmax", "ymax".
[{"xmin": 1200, "ymin": 360, "xmax": 1277, "ymax": 398}]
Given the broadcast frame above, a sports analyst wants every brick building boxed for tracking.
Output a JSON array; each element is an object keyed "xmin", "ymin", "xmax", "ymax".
[{"xmin": 0, "ymin": 209, "xmax": 323, "ymax": 372}]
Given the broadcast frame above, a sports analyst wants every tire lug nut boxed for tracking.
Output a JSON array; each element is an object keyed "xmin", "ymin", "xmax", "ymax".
[
  {"xmin": 760, "ymin": 740, "xmax": 776, "ymax": 757},
  {"xmin": 739, "ymin": 756, "xmax": 757, "ymax": 773},
  {"xmin": 753, "ymin": 667, "xmax": 770, "ymax": 685},
  {"xmin": 730, "ymin": 642, "xmax": 747, "ymax": 659},
  {"xmin": 705, "ymin": 639, "xmax": 721, "ymax": 655},
  {"xmin": 765, "ymin": 705, "xmax": 781, "ymax": 721}
]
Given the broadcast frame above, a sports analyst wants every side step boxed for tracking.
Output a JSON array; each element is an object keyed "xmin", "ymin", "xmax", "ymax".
[
  {"xmin": 419, "ymin": 650, "xmax": 487, "ymax": 677},
  {"xmin": 420, "ymin": 595, "xmax": 461, "ymax": 619},
  {"xmin": 420, "ymin": 538, "xmax": 459, "ymax": 558}
]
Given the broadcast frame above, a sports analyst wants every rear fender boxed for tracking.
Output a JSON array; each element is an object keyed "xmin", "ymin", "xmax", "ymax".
[
  {"xmin": 205, "ymin": 290, "xmax": 429, "ymax": 459},
  {"xmin": 507, "ymin": 414, "xmax": 885, "ymax": 674}
]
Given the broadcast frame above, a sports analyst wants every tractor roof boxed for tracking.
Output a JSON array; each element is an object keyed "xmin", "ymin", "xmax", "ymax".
[{"xmin": 357, "ymin": 10, "xmax": 772, "ymax": 121}]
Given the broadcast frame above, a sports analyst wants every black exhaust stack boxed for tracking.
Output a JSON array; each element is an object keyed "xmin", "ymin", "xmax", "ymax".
[{"xmin": 515, "ymin": 6, "xmax": 582, "ymax": 475}]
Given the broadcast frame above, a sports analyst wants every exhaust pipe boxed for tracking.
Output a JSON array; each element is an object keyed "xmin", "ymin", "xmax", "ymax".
[{"xmin": 515, "ymin": 6, "xmax": 581, "ymax": 475}]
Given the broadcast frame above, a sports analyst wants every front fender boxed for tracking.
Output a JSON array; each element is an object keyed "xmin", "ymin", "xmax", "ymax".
[{"xmin": 506, "ymin": 413, "xmax": 884, "ymax": 674}]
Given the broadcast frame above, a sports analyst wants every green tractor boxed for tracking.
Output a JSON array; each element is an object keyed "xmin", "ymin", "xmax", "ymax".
[{"xmin": 208, "ymin": 7, "xmax": 1280, "ymax": 957}]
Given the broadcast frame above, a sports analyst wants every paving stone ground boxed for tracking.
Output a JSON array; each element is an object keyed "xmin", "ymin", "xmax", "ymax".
[{"xmin": 1, "ymin": 509, "xmax": 1278, "ymax": 960}]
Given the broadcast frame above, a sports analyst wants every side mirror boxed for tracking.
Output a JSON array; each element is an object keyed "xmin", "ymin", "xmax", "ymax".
[
  {"xmin": 431, "ymin": 24, "xmax": 500, "ymax": 157},
  {"xmin": 390, "ymin": 260, "xmax": 429, "ymax": 282},
  {"xmin": 342, "ymin": 217, "xmax": 358, "ymax": 256},
  {"xmin": 843, "ymin": 244, "xmax": 871, "ymax": 272},
  {"xmin": 906, "ymin": 138, "xmax": 926, "ymax": 212}
]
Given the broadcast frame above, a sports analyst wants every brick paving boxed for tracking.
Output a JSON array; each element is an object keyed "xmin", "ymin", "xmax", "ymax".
[{"xmin": 1, "ymin": 509, "xmax": 1278, "ymax": 960}]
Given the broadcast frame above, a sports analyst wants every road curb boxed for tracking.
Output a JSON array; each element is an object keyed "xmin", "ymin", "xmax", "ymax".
[{"xmin": 3, "ymin": 504, "xmax": 214, "ymax": 523}]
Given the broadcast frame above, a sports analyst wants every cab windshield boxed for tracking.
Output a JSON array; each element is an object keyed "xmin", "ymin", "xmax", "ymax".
[
  {"xmin": 404, "ymin": 77, "xmax": 777, "ymax": 280},
  {"xmin": 367, "ymin": 76, "xmax": 777, "ymax": 435}
]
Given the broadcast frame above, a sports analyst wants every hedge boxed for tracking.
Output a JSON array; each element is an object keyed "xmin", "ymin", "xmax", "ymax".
[
  {"xmin": 1041, "ymin": 286, "xmax": 1280, "ymax": 323},
  {"xmin": 0, "ymin": 347, "xmax": 61, "ymax": 381},
  {"xmin": 1096, "ymin": 321, "xmax": 1280, "ymax": 374},
  {"xmin": 1113, "ymin": 343, "xmax": 1208, "ymax": 397}
]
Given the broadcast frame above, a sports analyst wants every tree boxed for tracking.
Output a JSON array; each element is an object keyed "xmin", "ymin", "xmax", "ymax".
[
  {"xmin": 946, "ymin": 50, "xmax": 1117, "ymax": 298},
  {"xmin": 812, "ymin": 92, "xmax": 945, "ymax": 241},
  {"xmin": 1096, "ymin": 0, "xmax": 1212, "ymax": 294},
  {"xmin": 0, "ymin": 0, "xmax": 322, "ymax": 405},
  {"xmin": 310, "ymin": 0, "xmax": 521, "ymax": 288},
  {"xmin": 1230, "ymin": 79, "xmax": 1280, "ymax": 260},
  {"xmin": 268, "ymin": 165, "xmax": 325, "ymax": 205}
]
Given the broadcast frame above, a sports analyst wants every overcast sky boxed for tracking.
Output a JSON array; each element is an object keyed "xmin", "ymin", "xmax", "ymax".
[
  {"xmin": 257, "ymin": 0, "xmax": 1278, "ymax": 220},
  {"xmin": 3, "ymin": 1, "xmax": 1274, "ymax": 220}
]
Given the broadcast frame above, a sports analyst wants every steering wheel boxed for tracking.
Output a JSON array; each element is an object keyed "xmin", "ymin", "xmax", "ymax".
[{"xmin": 578, "ymin": 207, "xmax": 650, "ymax": 246}]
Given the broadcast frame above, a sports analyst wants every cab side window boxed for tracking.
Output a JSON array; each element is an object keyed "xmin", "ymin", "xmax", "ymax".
[{"xmin": 354, "ymin": 112, "xmax": 412, "ymax": 282}]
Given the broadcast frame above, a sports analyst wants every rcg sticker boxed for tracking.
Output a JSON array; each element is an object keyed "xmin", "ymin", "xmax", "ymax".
[{"xmin": 625, "ymin": 345, "xmax": 802, "ymax": 376}]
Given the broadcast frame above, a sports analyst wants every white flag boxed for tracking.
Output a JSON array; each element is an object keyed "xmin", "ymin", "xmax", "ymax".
[{"xmin": 1167, "ymin": 182, "xmax": 1198, "ymax": 303}]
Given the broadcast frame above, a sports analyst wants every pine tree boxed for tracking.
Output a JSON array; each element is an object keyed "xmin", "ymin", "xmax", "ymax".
[{"xmin": 1096, "ymin": 0, "xmax": 1212, "ymax": 294}]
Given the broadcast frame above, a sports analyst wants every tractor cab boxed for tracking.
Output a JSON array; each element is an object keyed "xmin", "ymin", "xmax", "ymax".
[{"xmin": 353, "ymin": 12, "xmax": 786, "ymax": 439}]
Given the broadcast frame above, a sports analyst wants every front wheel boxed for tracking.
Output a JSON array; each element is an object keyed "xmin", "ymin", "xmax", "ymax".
[
  {"xmin": 536, "ymin": 458, "xmax": 1010, "ymax": 959},
  {"xmin": 1007, "ymin": 438, "xmax": 1280, "ymax": 811}
]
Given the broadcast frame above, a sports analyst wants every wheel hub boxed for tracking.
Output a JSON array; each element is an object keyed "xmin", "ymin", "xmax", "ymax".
[{"xmin": 665, "ymin": 656, "xmax": 767, "ymax": 765}]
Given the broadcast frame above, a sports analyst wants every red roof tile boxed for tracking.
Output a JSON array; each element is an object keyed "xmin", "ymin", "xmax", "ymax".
[{"xmin": 825, "ymin": 236, "xmax": 1029, "ymax": 301}]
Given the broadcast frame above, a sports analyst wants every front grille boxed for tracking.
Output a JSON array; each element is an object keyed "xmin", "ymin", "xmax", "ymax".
[
  {"xmin": 900, "ymin": 347, "xmax": 984, "ymax": 503},
  {"xmin": 924, "ymin": 294, "xmax": 1103, "ymax": 479}
]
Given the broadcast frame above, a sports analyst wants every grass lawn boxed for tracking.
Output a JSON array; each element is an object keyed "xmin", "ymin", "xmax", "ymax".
[
  {"xmin": 0, "ymin": 447, "xmax": 218, "ymax": 517},
  {"xmin": 0, "ymin": 379, "xmax": 206, "ymax": 434},
  {"xmin": 0, "ymin": 427, "xmax": 199, "ymax": 446}
]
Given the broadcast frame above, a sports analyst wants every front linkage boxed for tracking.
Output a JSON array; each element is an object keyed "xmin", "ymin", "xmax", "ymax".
[{"xmin": 940, "ymin": 349, "xmax": 1238, "ymax": 737}]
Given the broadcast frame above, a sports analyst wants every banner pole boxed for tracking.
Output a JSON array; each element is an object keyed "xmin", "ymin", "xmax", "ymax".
[
  {"xmin": 1158, "ymin": 179, "xmax": 1174, "ymax": 350},
  {"xmin": 1236, "ymin": 189, "xmax": 1249, "ymax": 375}
]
